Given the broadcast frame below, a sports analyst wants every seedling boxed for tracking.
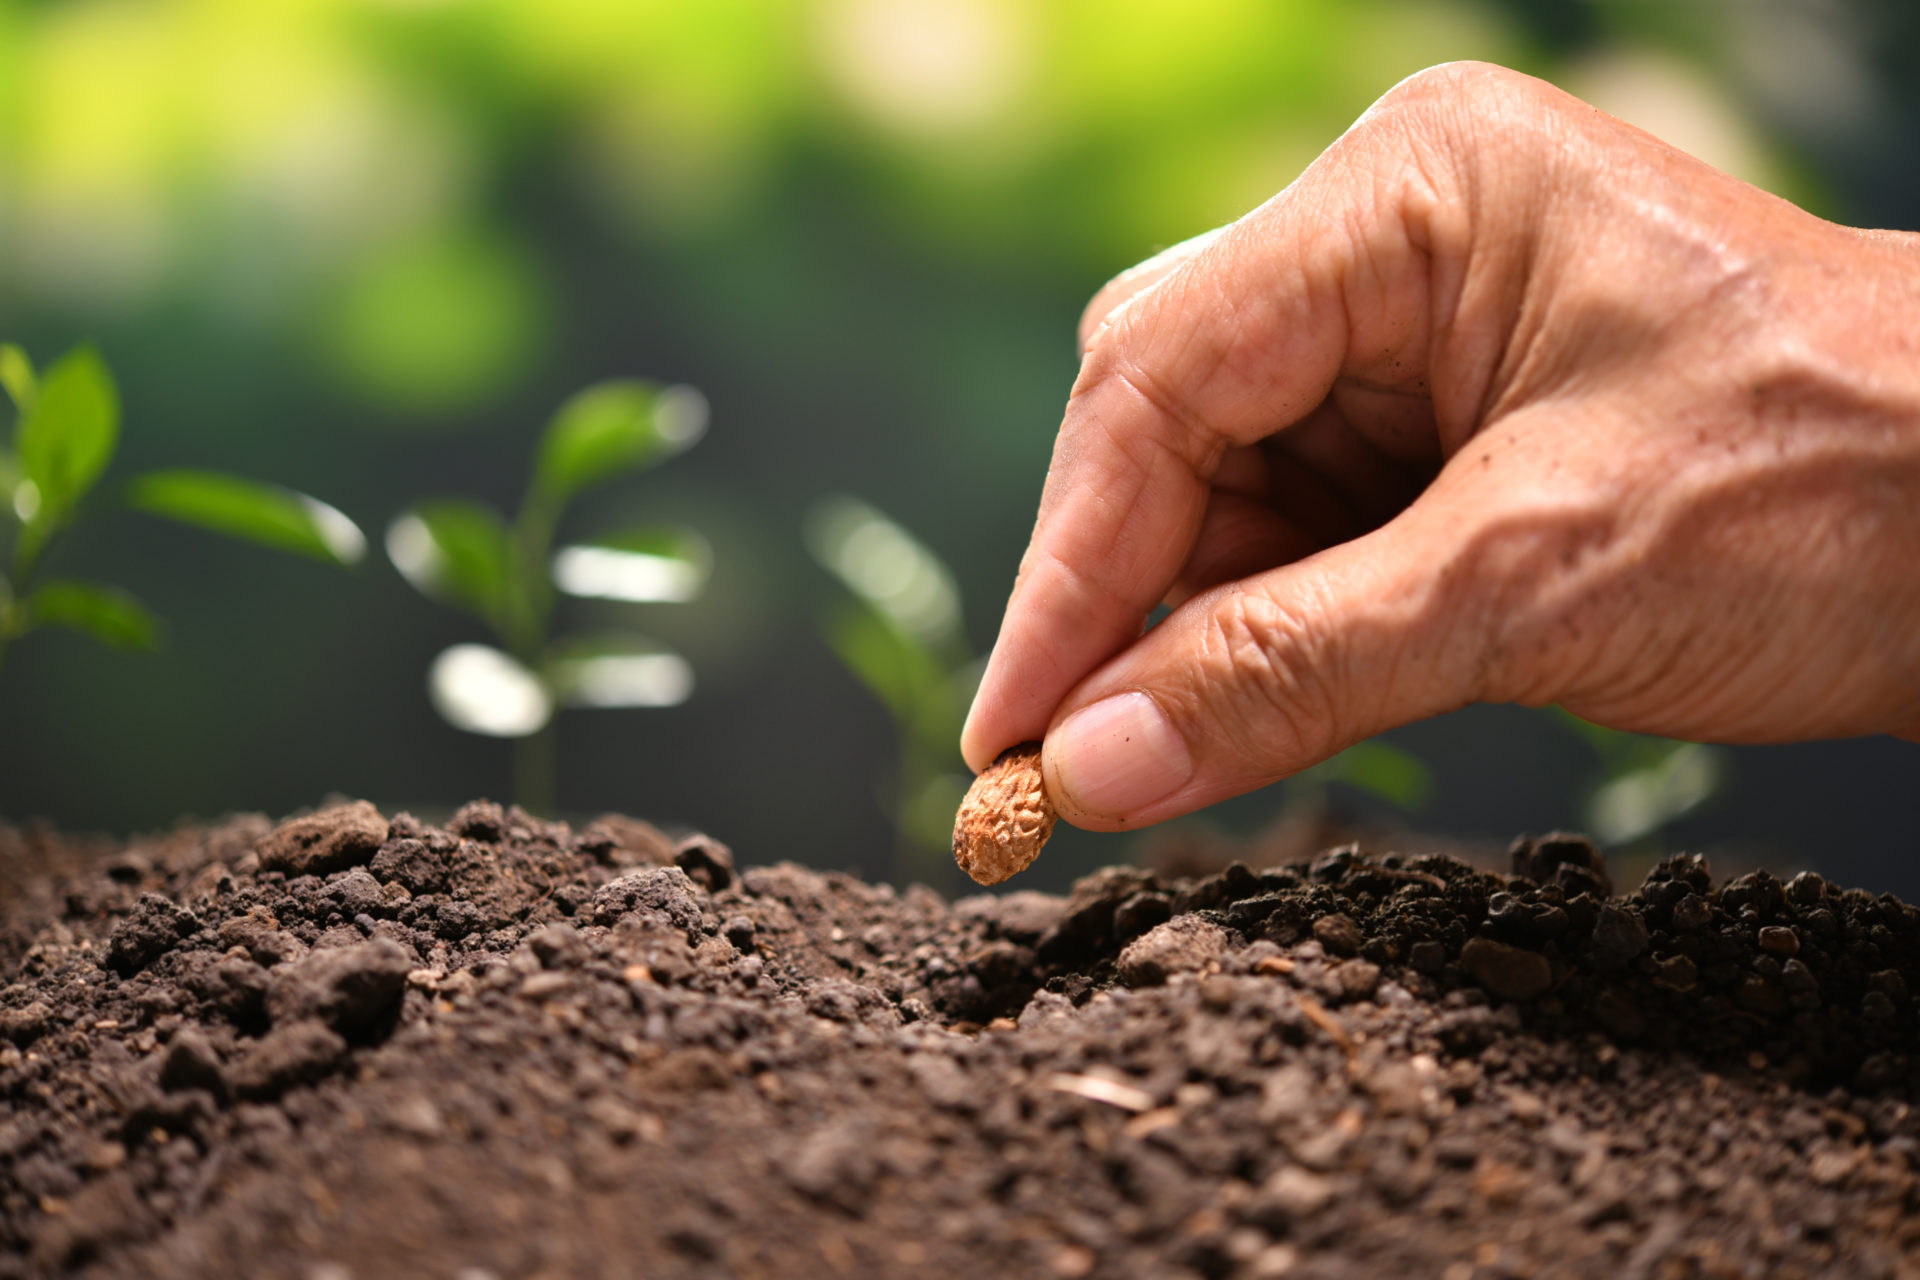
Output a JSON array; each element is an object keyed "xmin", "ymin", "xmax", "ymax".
[
  {"xmin": 1290, "ymin": 739, "xmax": 1433, "ymax": 816},
  {"xmin": 387, "ymin": 378, "xmax": 710, "ymax": 814},
  {"xmin": 0, "ymin": 342, "xmax": 364, "ymax": 675},
  {"xmin": 1551, "ymin": 709, "xmax": 1725, "ymax": 846},
  {"xmin": 805, "ymin": 494, "xmax": 978, "ymax": 883}
]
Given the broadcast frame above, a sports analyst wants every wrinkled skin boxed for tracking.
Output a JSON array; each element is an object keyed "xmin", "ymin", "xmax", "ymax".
[{"xmin": 961, "ymin": 62, "xmax": 1920, "ymax": 831}]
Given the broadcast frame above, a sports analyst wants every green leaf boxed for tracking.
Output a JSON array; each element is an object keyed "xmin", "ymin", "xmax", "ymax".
[
  {"xmin": 804, "ymin": 494, "xmax": 964, "ymax": 651},
  {"xmin": 532, "ymin": 381, "xmax": 706, "ymax": 503},
  {"xmin": 1548, "ymin": 706, "xmax": 1688, "ymax": 777},
  {"xmin": 16, "ymin": 345, "xmax": 119, "ymax": 523},
  {"xmin": 901, "ymin": 772, "xmax": 971, "ymax": 855},
  {"xmin": 822, "ymin": 600, "xmax": 947, "ymax": 730},
  {"xmin": 0, "ymin": 345, "xmax": 37, "ymax": 415},
  {"xmin": 127, "ymin": 469, "xmax": 365, "ymax": 565},
  {"xmin": 1585, "ymin": 743, "xmax": 1725, "ymax": 845},
  {"xmin": 1312, "ymin": 740, "xmax": 1433, "ymax": 810},
  {"xmin": 428, "ymin": 642, "xmax": 553, "ymax": 738},
  {"xmin": 23, "ymin": 579, "xmax": 160, "ymax": 649},
  {"xmin": 386, "ymin": 499, "xmax": 513, "ymax": 624},
  {"xmin": 551, "ymin": 525, "xmax": 710, "ymax": 603},
  {"xmin": 545, "ymin": 633, "xmax": 693, "ymax": 709}
]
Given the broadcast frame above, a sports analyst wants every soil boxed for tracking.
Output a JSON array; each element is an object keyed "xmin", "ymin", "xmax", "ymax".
[{"xmin": 4, "ymin": 802, "xmax": 1920, "ymax": 1279}]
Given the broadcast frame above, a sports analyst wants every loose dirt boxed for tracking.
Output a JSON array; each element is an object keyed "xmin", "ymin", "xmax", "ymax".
[{"xmin": 3, "ymin": 803, "xmax": 1919, "ymax": 1279}]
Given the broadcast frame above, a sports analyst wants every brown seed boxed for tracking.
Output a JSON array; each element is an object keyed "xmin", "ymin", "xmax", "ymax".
[{"xmin": 952, "ymin": 741, "xmax": 1056, "ymax": 886}]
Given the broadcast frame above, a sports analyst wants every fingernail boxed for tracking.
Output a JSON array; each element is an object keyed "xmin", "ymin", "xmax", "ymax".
[{"xmin": 1051, "ymin": 692, "xmax": 1193, "ymax": 820}]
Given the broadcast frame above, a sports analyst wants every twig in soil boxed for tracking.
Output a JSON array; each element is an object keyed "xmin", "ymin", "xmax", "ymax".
[
  {"xmin": 1121, "ymin": 1108, "xmax": 1183, "ymax": 1139},
  {"xmin": 1294, "ymin": 995, "xmax": 1354, "ymax": 1054},
  {"xmin": 1044, "ymin": 1072, "xmax": 1154, "ymax": 1113}
]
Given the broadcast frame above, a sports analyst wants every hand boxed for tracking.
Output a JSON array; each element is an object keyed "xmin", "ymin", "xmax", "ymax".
[{"xmin": 960, "ymin": 61, "xmax": 1920, "ymax": 832}]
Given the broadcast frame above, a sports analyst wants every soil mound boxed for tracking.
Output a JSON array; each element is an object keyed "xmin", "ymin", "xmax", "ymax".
[{"xmin": 3, "ymin": 803, "xmax": 1920, "ymax": 1278}]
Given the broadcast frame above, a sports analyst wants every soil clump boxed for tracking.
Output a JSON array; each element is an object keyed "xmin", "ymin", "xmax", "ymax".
[{"xmin": 4, "ymin": 803, "xmax": 1920, "ymax": 1278}]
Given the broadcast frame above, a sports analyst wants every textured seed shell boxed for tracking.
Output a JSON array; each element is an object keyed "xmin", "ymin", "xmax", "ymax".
[{"xmin": 953, "ymin": 741, "xmax": 1057, "ymax": 887}]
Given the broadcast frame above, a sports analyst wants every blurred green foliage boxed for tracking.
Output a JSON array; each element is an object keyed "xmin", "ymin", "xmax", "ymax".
[
  {"xmin": 387, "ymin": 377, "xmax": 711, "ymax": 812},
  {"xmin": 0, "ymin": 341, "xmax": 362, "ymax": 671},
  {"xmin": 1, "ymin": 0, "xmax": 1891, "ymax": 885},
  {"xmin": 805, "ymin": 494, "xmax": 976, "ymax": 882},
  {"xmin": 0, "ymin": 0, "xmax": 1557, "ymax": 418},
  {"xmin": 1552, "ymin": 709, "xmax": 1727, "ymax": 847}
]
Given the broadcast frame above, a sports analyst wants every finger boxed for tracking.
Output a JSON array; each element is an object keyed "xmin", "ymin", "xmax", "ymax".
[
  {"xmin": 1162, "ymin": 491, "xmax": 1323, "ymax": 609},
  {"xmin": 1212, "ymin": 438, "xmax": 1364, "ymax": 550},
  {"xmin": 1077, "ymin": 227, "xmax": 1229, "ymax": 354},
  {"xmin": 961, "ymin": 77, "xmax": 1480, "ymax": 774},
  {"xmin": 1039, "ymin": 493, "xmax": 1491, "ymax": 830},
  {"xmin": 1209, "ymin": 444, "xmax": 1269, "ymax": 501},
  {"xmin": 1326, "ymin": 380, "xmax": 1445, "ymax": 468},
  {"xmin": 1264, "ymin": 400, "xmax": 1435, "ymax": 529}
]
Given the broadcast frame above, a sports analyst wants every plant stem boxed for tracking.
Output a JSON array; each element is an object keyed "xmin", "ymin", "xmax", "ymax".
[
  {"xmin": 502, "ymin": 486, "xmax": 565, "ymax": 817},
  {"xmin": 0, "ymin": 519, "xmax": 57, "ymax": 678},
  {"xmin": 508, "ymin": 491, "xmax": 561, "ymax": 655},
  {"xmin": 514, "ymin": 717, "xmax": 557, "ymax": 816}
]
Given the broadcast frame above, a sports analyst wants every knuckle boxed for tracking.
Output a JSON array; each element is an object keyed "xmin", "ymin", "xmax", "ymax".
[
  {"xmin": 1067, "ymin": 340, "xmax": 1222, "ymax": 475},
  {"xmin": 1197, "ymin": 589, "xmax": 1341, "ymax": 769},
  {"xmin": 1448, "ymin": 499, "xmax": 1625, "ymax": 706},
  {"xmin": 1369, "ymin": 61, "xmax": 1532, "ymax": 119},
  {"xmin": 1352, "ymin": 61, "xmax": 1568, "ymax": 183},
  {"xmin": 1078, "ymin": 291, "xmax": 1121, "ymax": 351},
  {"xmin": 1079, "ymin": 270, "xmax": 1144, "ymax": 348}
]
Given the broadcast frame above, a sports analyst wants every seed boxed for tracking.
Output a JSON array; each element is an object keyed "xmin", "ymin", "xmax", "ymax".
[{"xmin": 952, "ymin": 741, "xmax": 1056, "ymax": 886}]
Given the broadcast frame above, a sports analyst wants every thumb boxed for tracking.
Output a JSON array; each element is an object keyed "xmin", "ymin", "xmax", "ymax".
[{"xmin": 1039, "ymin": 504, "xmax": 1492, "ymax": 831}]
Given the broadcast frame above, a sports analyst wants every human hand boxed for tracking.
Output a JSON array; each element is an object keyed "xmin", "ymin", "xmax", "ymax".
[{"xmin": 961, "ymin": 62, "xmax": 1920, "ymax": 832}]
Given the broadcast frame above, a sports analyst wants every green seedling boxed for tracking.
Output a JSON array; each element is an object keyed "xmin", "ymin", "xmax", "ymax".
[
  {"xmin": 0, "ymin": 342, "xmax": 364, "ymax": 675},
  {"xmin": 806, "ymin": 495, "xmax": 1433, "ymax": 881},
  {"xmin": 1552, "ymin": 708, "xmax": 1726, "ymax": 846},
  {"xmin": 387, "ymin": 378, "xmax": 710, "ymax": 814},
  {"xmin": 1290, "ymin": 738, "xmax": 1434, "ymax": 816},
  {"xmin": 805, "ymin": 494, "xmax": 977, "ymax": 883}
]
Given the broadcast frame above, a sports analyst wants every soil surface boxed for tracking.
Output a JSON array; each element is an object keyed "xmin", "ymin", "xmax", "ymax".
[{"xmin": 5, "ymin": 802, "xmax": 1920, "ymax": 1279}]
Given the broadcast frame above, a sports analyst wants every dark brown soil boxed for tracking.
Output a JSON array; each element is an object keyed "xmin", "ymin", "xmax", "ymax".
[{"xmin": 4, "ymin": 802, "xmax": 1920, "ymax": 1279}]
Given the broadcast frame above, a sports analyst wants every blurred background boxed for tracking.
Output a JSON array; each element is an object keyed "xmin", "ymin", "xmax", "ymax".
[{"xmin": 4, "ymin": 0, "xmax": 1920, "ymax": 895}]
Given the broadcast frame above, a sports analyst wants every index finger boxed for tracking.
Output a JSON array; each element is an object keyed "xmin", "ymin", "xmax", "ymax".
[
  {"xmin": 1075, "ymin": 226, "xmax": 1227, "ymax": 354},
  {"xmin": 960, "ymin": 70, "xmax": 1485, "ymax": 774}
]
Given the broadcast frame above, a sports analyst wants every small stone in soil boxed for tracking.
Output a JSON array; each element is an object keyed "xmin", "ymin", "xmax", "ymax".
[
  {"xmin": 254, "ymin": 801, "xmax": 389, "ymax": 878},
  {"xmin": 265, "ymin": 938, "xmax": 412, "ymax": 1038},
  {"xmin": 1589, "ymin": 905, "xmax": 1650, "ymax": 971},
  {"xmin": 1460, "ymin": 936, "xmax": 1553, "ymax": 1003},
  {"xmin": 1117, "ymin": 916, "xmax": 1229, "ymax": 986},
  {"xmin": 673, "ymin": 834, "xmax": 735, "ymax": 892},
  {"xmin": 1312, "ymin": 913, "xmax": 1363, "ymax": 957},
  {"xmin": 105, "ymin": 893, "xmax": 201, "ymax": 977},
  {"xmin": 227, "ymin": 1020, "xmax": 349, "ymax": 1099}
]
